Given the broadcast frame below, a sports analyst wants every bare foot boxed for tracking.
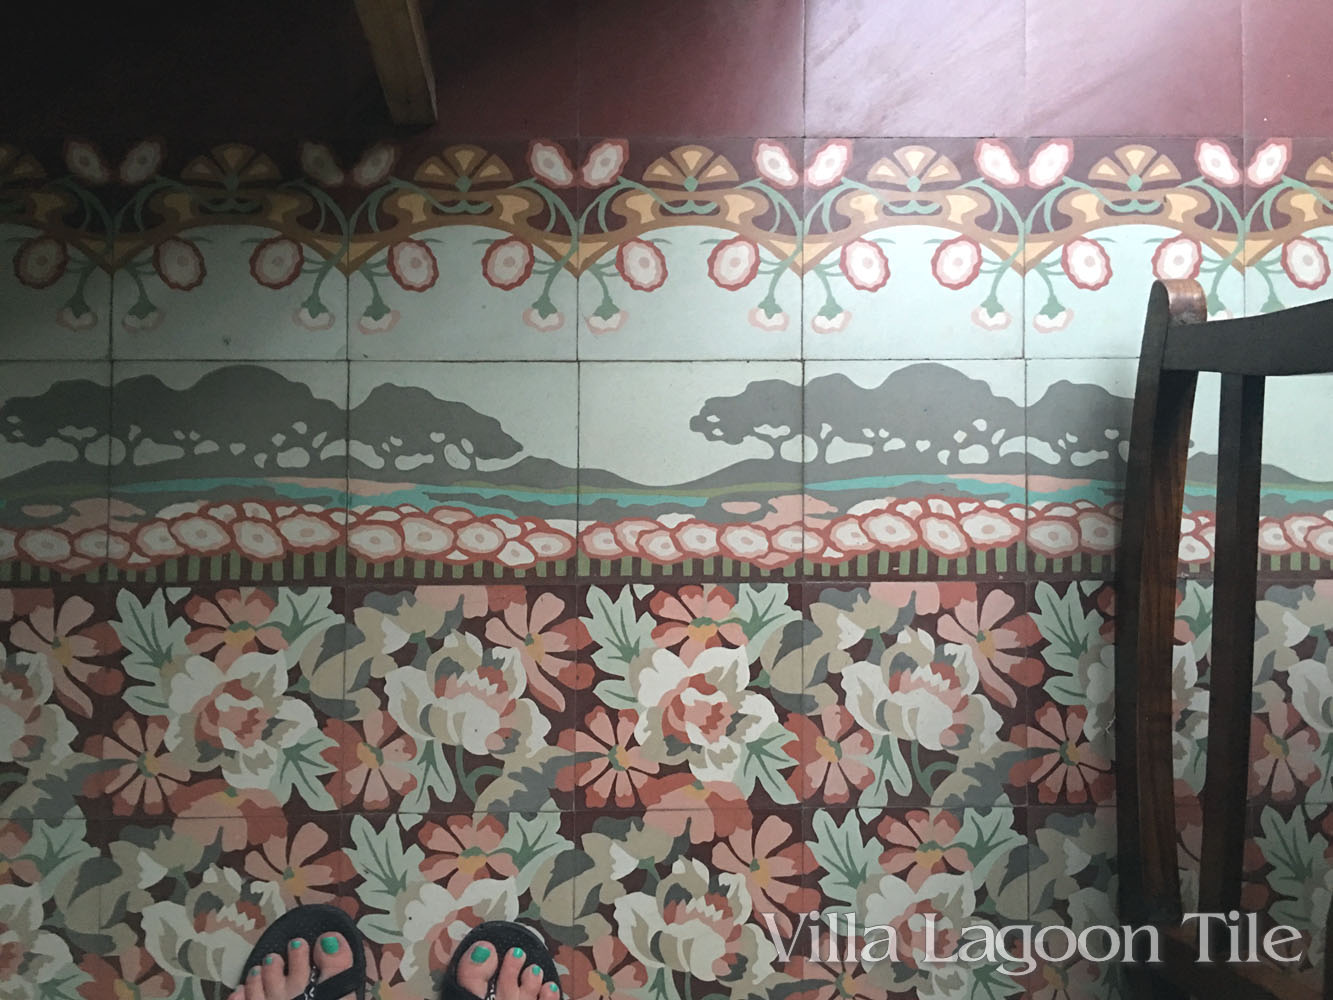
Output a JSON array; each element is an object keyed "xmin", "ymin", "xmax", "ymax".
[
  {"xmin": 228, "ymin": 932, "xmax": 355, "ymax": 1000},
  {"xmin": 455, "ymin": 941, "xmax": 561, "ymax": 1000}
]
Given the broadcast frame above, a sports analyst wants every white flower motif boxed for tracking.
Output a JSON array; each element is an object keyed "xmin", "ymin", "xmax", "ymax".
[
  {"xmin": 805, "ymin": 139, "xmax": 853, "ymax": 188},
  {"xmin": 300, "ymin": 141, "xmax": 345, "ymax": 186},
  {"xmin": 1282, "ymin": 237, "xmax": 1330, "ymax": 290},
  {"xmin": 586, "ymin": 309, "xmax": 627, "ymax": 335},
  {"xmin": 810, "ymin": 309, "xmax": 851, "ymax": 334},
  {"xmin": 975, "ymin": 139, "xmax": 1022, "ymax": 187},
  {"xmin": 1061, "ymin": 237, "xmax": 1112, "ymax": 290},
  {"xmin": 351, "ymin": 143, "xmax": 397, "ymax": 186},
  {"xmin": 1027, "ymin": 138, "xmax": 1074, "ymax": 187},
  {"xmin": 527, "ymin": 139, "xmax": 575, "ymax": 187},
  {"xmin": 753, "ymin": 139, "xmax": 799, "ymax": 188},
  {"xmin": 970, "ymin": 304, "xmax": 1011, "ymax": 330},
  {"xmin": 1247, "ymin": 138, "xmax": 1292, "ymax": 186},
  {"xmin": 1195, "ymin": 139, "xmax": 1242, "ymax": 186},
  {"xmin": 1032, "ymin": 307, "xmax": 1074, "ymax": 333},
  {"xmin": 1152, "ymin": 236, "xmax": 1202, "ymax": 280}
]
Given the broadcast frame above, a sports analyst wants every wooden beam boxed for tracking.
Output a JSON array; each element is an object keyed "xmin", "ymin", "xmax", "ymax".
[{"xmin": 354, "ymin": 0, "xmax": 437, "ymax": 125}]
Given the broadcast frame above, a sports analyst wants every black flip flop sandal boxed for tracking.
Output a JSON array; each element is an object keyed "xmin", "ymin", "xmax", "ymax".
[
  {"xmin": 440, "ymin": 921, "xmax": 563, "ymax": 1000},
  {"xmin": 237, "ymin": 903, "xmax": 367, "ymax": 1000}
]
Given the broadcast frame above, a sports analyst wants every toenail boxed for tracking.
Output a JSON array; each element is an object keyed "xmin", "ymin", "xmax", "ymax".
[
  {"xmin": 264, "ymin": 955, "xmax": 275, "ymax": 966},
  {"xmin": 470, "ymin": 945, "xmax": 491, "ymax": 963},
  {"xmin": 320, "ymin": 936, "xmax": 339, "ymax": 955},
  {"xmin": 249, "ymin": 967, "xmax": 260, "ymax": 978},
  {"xmin": 529, "ymin": 965, "xmax": 542, "ymax": 979},
  {"xmin": 290, "ymin": 939, "xmax": 303, "ymax": 950},
  {"xmin": 547, "ymin": 984, "xmax": 559, "ymax": 993},
  {"xmin": 512, "ymin": 947, "xmax": 525, "ymax": 960}
]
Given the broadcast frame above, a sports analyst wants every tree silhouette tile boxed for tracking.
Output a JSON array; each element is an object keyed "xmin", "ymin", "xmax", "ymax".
[
  {"xmin": 0, "ymin": 221, "xmax": 112, "ymax": 360},
  {"xmin": 578, "ymin": 362, "xmax": 803, "ymax": 577},
  {"xmin": 804, "ymin": 361, "xmax": 1026, "ymax": 578},
  {"xmin": 347, "ymin": 363, "xmax": 576, "ymax": 579},
  {"xmin": 111, "ymin": 224, "xmax": 349, "ymax": 360},
  {"xmin": 0, "ymin": 362, "xmax": 111, "ymax": 582},
  {"xmin": 109, "ymin": 362, "xmax": 348, "ymax": 582},
  {"xmin": 801, "ymin": 137, "xmax": 1026, "ymax": 361}
]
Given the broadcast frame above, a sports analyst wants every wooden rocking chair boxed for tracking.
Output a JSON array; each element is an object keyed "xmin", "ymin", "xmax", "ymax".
[{"xmin": 1116, "ymin": 278, "xmax": 1333, "ymax": 998}]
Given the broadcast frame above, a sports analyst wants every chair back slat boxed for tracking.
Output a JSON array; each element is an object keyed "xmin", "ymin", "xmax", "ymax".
[
  {"xmin": 1197, "ymin": 372, "xmax": 1265, "ymax": 914},
  {"xmin": 1163, "ymin": 298, "xmax": 1333, "ymax": 374}
]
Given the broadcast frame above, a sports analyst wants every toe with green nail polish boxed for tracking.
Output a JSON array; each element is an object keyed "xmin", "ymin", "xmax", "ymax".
[
  {"xmin": 512, "ymin": 947, "xmax": 524, "ymax": 959},
  {"xmin": 320, "ymin": 935, "xmax": 339, "ymax": 955},
  {"xmin": 470, "ymin": 944, "xmax": 491, "ymax": 963},
  {"xmin": 264, "ymin": 955, "xmax": 275, "ymax": 966}
]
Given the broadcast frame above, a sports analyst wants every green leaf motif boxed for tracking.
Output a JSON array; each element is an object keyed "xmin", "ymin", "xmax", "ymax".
[
  {"xmin": 809, "ymin": 810, "xmax": 882, "ymax": 905},
  {"xmin": 1031, "ymin": 582, "xmax": 1101, "ymax": 678},
  {"xmin": 582, "ymin": 586, "xmax": 654, "ymax": 679},
  {"xmin": 400, "ymin": 740, "xmax": 456, "ymax": 811},
  {"xmin": 112, "ymin": 589, "xmax": 188, "ymax": 683},
  {"xmin": 498, "ymin": 813, "xmax": 572, "ymax": 892},
  {"xmin": 733, "ymin": 584, "xmax": 799, "ymax": 651},
  {"xmin": 347, "ymin": 814, "xmax": 426, "ymax": 935},
  {"xmin": 273, "ymin": 732, "xmax": 339, "ymax": 812},
  {"xmin": 1256, "ymin": 806, "xmax": 1327, "ymax": 927},
  {"xmin": 738, "ymin": 727, "xmax": 798, "ymax": 804}
]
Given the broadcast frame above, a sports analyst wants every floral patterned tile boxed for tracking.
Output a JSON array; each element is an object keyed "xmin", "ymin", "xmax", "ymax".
[
  {"xmin": 100, "ymin": 141, "xmax": 350, "ymax": 360},
  {"xmin": 344, "ymin": 585, "xmax": 582, "ymax": 813},
  {"xmin": 575, "ymin": 138, "xmax": 803, "ymax": 360},
  {"xmin": 803, "ymin": 360, "xmax": 1027, "ymax": 578},
  {"xmin": 94, "ymin": 811, "xmax": 348, "ymax": 999},
  {"xmin": 1242, "ymin": 801, "xmax": 1333, "ymax": 978},
  {"xmin": 1023, "ymin": 137, "xmax": 1246, "ymax": 357},
  {"xmin": 80, "ymin": 586, "xmax": 348, "ymax": 821},
  {"xmin": 1243, "ymin": 138, "xmax": 1332, "ymax": 316},
  {"xmin": 0, "ymin": 220, "xmax": 111, "ymax": 361},
  {"xmin": 802, "ymin": 137, "xmax": 1026, "ymax": 360},
  {"xmin": 0, "ymin": 363, "xmax": 111, "ymax": 582},
  {"xmin": 1253, "ymin": 580, "xmax": 1333, "ymax": 807},
  {"xmin": 343, "ymin": 809, "xmax": 578, "ymax": 1000},
  {"xmin": 109, "ymin": 361, "xmax": 348, "ymax": 583},
  {"xmin": 577, "ymin": 362, "xmax": 803, "ymax": 578},
  {"xmin": 1, "ymin": 587, "xmax": 124, "ymax": 820},
  {"xmin": 800, "ymin": 806, "xmax": 1028, "ymax": 1000},
  {"xmin": 1, "ymin": 816, "xmax": 101, "ymax": 1000},
  {"xmin": 1025, "ymin": 806, "xmax": 1122, "ymax": 999},
  {"xmin": 346, "ymin": 362, "xmax": 577, "ymax": 579},
  {"xmin": 570, "ymin": 806, "xmax": 810, "ymax": 1000},
  {"xmin": 801, "ymin": 582, "xmax": 1034, "ymax": 808},
  {"xmin": 570, "ymin": 583, "xmax": 803, "ymax": 809},
  {"xmin": 348, "ymin": 141, "xmax": 578, "ymax": 361}
]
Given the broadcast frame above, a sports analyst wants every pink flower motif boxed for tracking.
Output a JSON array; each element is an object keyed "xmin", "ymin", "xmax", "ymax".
[
  {"xmin": 295, "ymin": 304, "xmax": 335, "ymax": 330},
  {"xmin": 1032, "ymin": 307, "xmax": 1073, "ymax": 333},
  {"xmin": 1152, "ymin": 236, "xmax": 1202, "ymax": 280},
  {"xmin": 250, "ymin": 237, "xmax": 304, "ymax": 289},
  {"xmin": 1247, "ymin": 138, "xmax": 1292, "ymax": 186},
  {"xmin": 350, "ymin": 143, "xmax": 397, "ymax": 186},
  {"xmin": 119, "ymin": 138, "xmax": 165, "ymax": 184},
  {"xmin": 13, "ymin": 237, "xmax": 68, "ymax": 289},
  {"xmin": 648, "ymin": 586, "xmax": 745, "ymax": 664},
  {"xmin": 522, "ymin": 307, "xmax": 564, "ymax": 331},
  {"xmin": 527, "ymin": 139, "xmax": 575, "ymax": 187},
  {"xmin": 56, "ymin": 304, "xmax": 98, "ymax": 330},
  {"xmin": 931, "ymin": 236, "xmax": 982, "ymax": 289},
  {"xmin": 615, "ymin": 239, "xmax": 668, "ymax": 291},
  {"xmin": 787, "ymin": 706, "xmax": 873, "ymax": 804},
  {"xmin": 706, "ymin": 237, "xmax": 760, "ymax": 289},
  {"xmin": 1027, "ymin": 517, "xmax": 1080, "ymax": 557},
  {"xmin": 484, "ymin": 591, "xmax": 591, "ymax": 711},
  {"xmin": 839, "ymin": 239, "xmax": 890, "ymax": 291},
  {"xmin": 1282, "ymin": 237, "xmax": 1330, "ymax": 289},
  {"xmin": 387, "ymin": 239, "xmax": 439, "ymax": 292},
  {"xmin": 1061, "ymin": 237, "xmax": 1112, "ymax": 290},
  {"xmin": 299, "ymin": 141, "xmax": 345, "ymax": 186},
  {"xmin": 938, "ymin": 588, "xmax": 1042, "ymax": 708},
  {"xmin": 1195, "ymin": 139, "xmax": 1242, "ymax": 187},
  {"xmin": 152, "ymin": 238, "xmax": 206, "ymax": 291},
  {"xmin": 586, "ymin": 309, "xmax": 627, "ymax": 335},
  {"xmin": 1249, "ymin": 703, "xmax": 1319, "ymax": 799},
  {"xmin": 580, "ymin": 139, "xmax": 629, "ymax": 187},
  {"xmin": 64, "ymin": 139, "xmax": 110, "ymax": 185},
  {"xmin": 753, "ymin": 139, "xmax": 799, "ymax": 188},
  {"xmin": 122, "ymin": 306, "xmax": 163, "ymax": 332},
  {"xmin": 970, "ymin": 303, "xmax": 1011, "ymax": 330},
  {"xmin": 184, "ymin": 589, "xmax": 286, "ymax": 667},
  {"xmin": 805, "ymin": 139, "xmax": 853, "ymax": 188},
  {"xmin": 975, "ymin": 139, "xmax": 1022, "ymax": 187},
  {"xmin": 810, "ymin": 309, "xmax": 851, "ymax": 334},
  {"xmin": 1027, "ymin": 139, "xmax": 1073, "ymax": 188},
  {"xmin": 747, "ymin": 306, "xmax": 788, "ymax": 331},
  {"xmin": 357, "ymin": 307, "xmax": 399, "ymax": 334},
  {"xmin": 481, "ymin": 236, "xmax": 534, "ymax": 290}
]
